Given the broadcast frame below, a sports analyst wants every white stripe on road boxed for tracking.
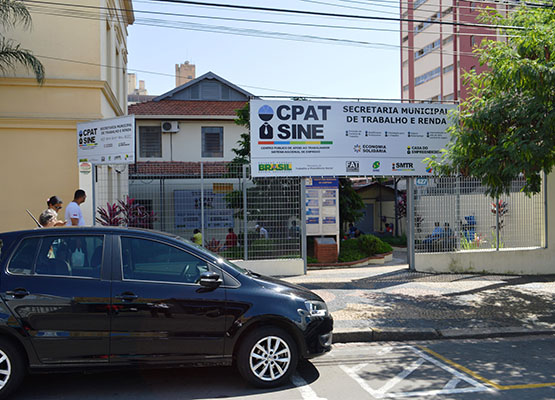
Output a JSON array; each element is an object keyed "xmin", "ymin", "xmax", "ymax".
[
  {"xmin": 292, "ymin": 373, "xmax": 328, "ymax": 400},
  {"xmin": 339, "ymin": 345, "xmax": 493, "ymax": 398}
]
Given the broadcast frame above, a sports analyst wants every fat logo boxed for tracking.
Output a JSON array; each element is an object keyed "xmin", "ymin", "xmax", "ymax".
[{"xmin": 346, "ymin": 161, "xmax": 359, "ymax": 172}]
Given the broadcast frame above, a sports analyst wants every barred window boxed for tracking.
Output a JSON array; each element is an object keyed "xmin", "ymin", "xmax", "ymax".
[
  {"xmin": 139, "ymin": 126, "xmax": 162, "ymax": 158},
  {"xmin": 202, "ymin": 127, "xmax": 223, "ymax": 158}
]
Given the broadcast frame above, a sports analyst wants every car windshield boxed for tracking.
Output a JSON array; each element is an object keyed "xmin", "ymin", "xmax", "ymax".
[{"xmin": 170, "ymin": 234, "xmax": 248, "ymax": 274}]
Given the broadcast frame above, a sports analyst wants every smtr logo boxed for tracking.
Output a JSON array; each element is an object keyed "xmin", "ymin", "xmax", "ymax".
[
  {"xmin": 258, "ymin": 105, "xmax": 274, "ymax": 139},
  {"xmin": 353, "ymin": 144, "xmax": 362, "ymax": 153},
  {"xmin": 373, "ymin": 161, "xmax": 381, "ymax": 169}
]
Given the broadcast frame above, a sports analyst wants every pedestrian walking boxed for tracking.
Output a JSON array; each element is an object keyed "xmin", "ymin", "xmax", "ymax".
[{"xmin": 65, "ymin": 189, "xmax": 87, "ymax": 226}]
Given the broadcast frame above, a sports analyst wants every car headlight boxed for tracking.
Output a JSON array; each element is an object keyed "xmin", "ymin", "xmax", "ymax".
[{"xmin": 304, "ymin": 300, "xmax": 328, "ymax": 317}]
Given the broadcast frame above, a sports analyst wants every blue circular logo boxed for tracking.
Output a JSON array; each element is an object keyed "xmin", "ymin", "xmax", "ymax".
[{"xmin": 258, "ymin": 105, "xmax": 274, "ymax": 122}]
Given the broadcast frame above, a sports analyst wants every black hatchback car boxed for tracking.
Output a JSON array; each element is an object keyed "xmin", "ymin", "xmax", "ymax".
[{"xmin": 0, "ymin": 227, "xmax": 332, "ymax": 398}]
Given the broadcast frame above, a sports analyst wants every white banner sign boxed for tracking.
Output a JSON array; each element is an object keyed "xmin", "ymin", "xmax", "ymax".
[
  {"xmin": 77, "ymin": 115, "xmax": 135, "ymax": 165},
  {"xmin": 250, "ymin": 100, "xmax": 454, "ymax": 177}
]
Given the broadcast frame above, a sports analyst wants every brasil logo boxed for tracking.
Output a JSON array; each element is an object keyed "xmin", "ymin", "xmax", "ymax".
[{"xmin": 259, "ymin": 163, "xmax": 292, "ymax": 171}]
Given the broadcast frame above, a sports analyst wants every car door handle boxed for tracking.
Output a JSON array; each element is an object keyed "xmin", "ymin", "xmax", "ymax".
[
  {"xmin": 115, "ymin": 292, "xmax": 139, "ymax": 302},
  {"xmin": 5, "ymin": 288, "xmax": 30, "ymax": 298}
]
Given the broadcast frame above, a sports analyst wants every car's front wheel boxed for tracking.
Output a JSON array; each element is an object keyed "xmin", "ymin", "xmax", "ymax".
[
  {"xmin": 237, "ymin": 326, "xmax": 298, "ymax": 387},
  {"xmin": 0, "ymin": 338, "xmax": 25, "ymax": 399}
]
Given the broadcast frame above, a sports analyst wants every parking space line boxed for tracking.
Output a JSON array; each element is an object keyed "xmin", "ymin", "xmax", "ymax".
[
  {"xmin": 417, "ymin": 345, "xmax": 555, "ymax": 391},
  {"xmin": 339, "ymin": 345, "xmax": 490, "ymax": 398},
  {"xmin": 292, "ymin": 373, "xmax": 328, "ymax": 400}
]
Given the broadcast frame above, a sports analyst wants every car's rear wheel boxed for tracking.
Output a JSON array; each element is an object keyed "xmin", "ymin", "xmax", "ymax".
[
  {"xmin": 0, "ymin": 338, "xmax": 25, "ymax": 399},
  {"xmin": 237, "ymin": 326, "xmax": 298, "ymax": 388}
]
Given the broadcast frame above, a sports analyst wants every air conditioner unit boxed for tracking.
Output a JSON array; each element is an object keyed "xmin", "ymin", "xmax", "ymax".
[{"xmin": 161, "ymin": 121, "xmax": 179, "ymax": 133}]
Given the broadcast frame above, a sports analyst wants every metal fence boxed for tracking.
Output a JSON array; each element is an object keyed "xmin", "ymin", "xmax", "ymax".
[
  {"xmin": 412, "ymin": 177, "xmax": 546, "ymax": 253},
  {"xmin": 93, "ymin": 162, "xmax": 302, "ymax": 260}
]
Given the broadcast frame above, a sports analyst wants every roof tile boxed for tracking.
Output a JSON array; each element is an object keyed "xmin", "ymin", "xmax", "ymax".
[{"xmin": 128, "ymin": 100, "xmax": 247, "ymax": 116}]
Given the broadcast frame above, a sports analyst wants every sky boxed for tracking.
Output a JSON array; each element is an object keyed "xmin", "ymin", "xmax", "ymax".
[{"xmin": 126, "ymin": 0, "xmax": 402, "ymax": 99}]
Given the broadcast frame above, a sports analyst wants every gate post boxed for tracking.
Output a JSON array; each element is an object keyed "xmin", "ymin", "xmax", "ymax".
[
  {"xmin": 243, "ymin": 164, "xmax": 248, "ymax": 260},
  {"xmin": 407, "ymin": 177, "xmax": 416, "ymax": 271},
  {"xmin": 200, "ymin": 162, "xmax": 205, "ymax": 246},
  {"xmin": 301, "ymin": 178, "xmax": 307, "ymax": 274}
]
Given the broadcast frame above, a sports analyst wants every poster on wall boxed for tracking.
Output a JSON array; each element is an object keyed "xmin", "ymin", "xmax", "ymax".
[
  {"xmin": 250, "ymin": 100, "xmax": 454, "ymax": 177},
  {"xmin": 77, "ymin": 115, "xmax": 135, "ymax": 165},
  {"xmin": 174, "ymin": 189, "xmax": 233, "ymax": 230},
  {"xmin": 305, "ymin": 178, "xmax": 339, "ymax": 236}
]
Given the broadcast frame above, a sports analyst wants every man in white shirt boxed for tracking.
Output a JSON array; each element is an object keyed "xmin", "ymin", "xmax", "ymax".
[
  {"xmin": 255, "ymin": 224, "xmax": 268, "ymax": 239},
  {"xmin": 65, "ymin": 189, "xmax": 87, "ymax": 226}
]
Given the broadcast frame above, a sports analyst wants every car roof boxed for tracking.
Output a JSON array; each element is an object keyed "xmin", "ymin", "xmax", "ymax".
[{"xmin": 0, "ymin": 226, "xmax": 181, "ymax": 241}]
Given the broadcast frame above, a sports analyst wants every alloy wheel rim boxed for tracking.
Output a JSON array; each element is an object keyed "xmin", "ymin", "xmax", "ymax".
[
  {"xmin": 0, "ymin": 351, "xmax": 12, "ymax": 389},
  {"xmin": 249, "ymin": 335, "xmax": 291, "ymax": 382}
]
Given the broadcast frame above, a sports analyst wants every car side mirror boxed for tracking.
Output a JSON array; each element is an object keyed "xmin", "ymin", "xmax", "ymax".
[{"xmin": 199, "ymin": 271, "xmax": 222, "ymax": 289}]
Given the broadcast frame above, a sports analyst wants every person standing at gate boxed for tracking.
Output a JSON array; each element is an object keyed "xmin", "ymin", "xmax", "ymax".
[
  {"xmin": 65, "ymin": 189, "xmax": 87, "ymax": 226},
  {"xmin": 191, "ymin": 229, "xmax": 203, "ymax": 246}
]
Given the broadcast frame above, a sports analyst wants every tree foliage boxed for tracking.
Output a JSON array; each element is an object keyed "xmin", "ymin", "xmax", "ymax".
[
  {"xmin": 428, "ymin": 3, "xmax": 555, "ymax": 197},
  {"xmin": 0, "ymin": 0, "xmax": 44, "ymax": 84}
]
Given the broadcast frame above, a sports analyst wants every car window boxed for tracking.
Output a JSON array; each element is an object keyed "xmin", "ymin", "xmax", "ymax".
[
  {"xmin": 34, "ymin": 236, "xmax": 104, "ymax": 278},
  {"xmin": 121, "ymin": 237, "xmax": 208, "ymax": 284},
  {"xmin": 7, "ymin": 237, "xmax": 40, "ymax": 275}
]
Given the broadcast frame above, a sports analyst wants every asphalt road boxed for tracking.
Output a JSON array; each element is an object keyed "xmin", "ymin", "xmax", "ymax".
[{"xmin": 14, "ymin": 335, "xmax": 555, "ymax": 399}]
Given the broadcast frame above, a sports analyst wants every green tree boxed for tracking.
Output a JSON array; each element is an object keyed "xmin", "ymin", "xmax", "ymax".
[
  {"xmin": 339, "ymin": 177, "xmax": 364, "ymax": 228},
  {"xmin": 0, "ymin": 0, "xmax": 44, "ymax": 84},
  {"xmin": 428, "ymin": 3, "xmax": 555, "ymax": 197}
]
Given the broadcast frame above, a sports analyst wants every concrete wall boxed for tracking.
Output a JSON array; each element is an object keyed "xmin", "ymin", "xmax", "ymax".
[
  {"xmin": 415, "ymin": 174, "xmax": 553, "ymax": 275},
  {"xmin": 233, "ymin": 259, "xmax": 304, "ymax": 277},
  {"xmin": 136, "ymin": 119, "xmax": 245, "ymax": 162}
]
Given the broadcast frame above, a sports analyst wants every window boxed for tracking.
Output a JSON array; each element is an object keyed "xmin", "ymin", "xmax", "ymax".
[
  {"xmin": 413, "ymin": 0, "xmax": 427, "ymax": 9},
  {"xmin": 443, "ymin": 64, "xmax": 454, "ymax": 74},
  {"xmin": 139, "ymin": 126, "xmax": 162, "ymax": 158},
  {"xmin": 121, "ymin": 237, "xmax": 208, "ymax": 284},
  {"xmin": 443, "ymin": 35, "xmax": 454, "ymax": 45},
  {"xmin": 415, "ymin": 67, "xmax": 441, "ymax": 86},
  {"xmin": 470, "ymin": 35, "xmax": 476, "ymax": 47},
  {"xmin": 8, "ymin": 237, "xmax": 40, "ymax": 275},
  {"xmin": 414, "ymin": 12, "xmax": 440, "ymax": 34},
  {"xmin": 415, "ymin": 39, "xmax": 441, "ymax": 60},
  {"xmin": 8, "ymin": 236, "xmax": 103, "ymax": 278},
  {"xmin": 202, "ymin": 127, "xmax": 223, "ymax": 158}
]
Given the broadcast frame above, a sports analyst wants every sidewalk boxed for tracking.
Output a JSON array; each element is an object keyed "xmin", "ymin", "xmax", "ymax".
[{"xmin": 283, "ymin": 254, "xmax": 555, "ymax": 342}]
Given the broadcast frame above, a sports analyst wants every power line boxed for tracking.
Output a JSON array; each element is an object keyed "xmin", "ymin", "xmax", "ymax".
[
  {"xmin": 22, "ymin": 0, "xmax": 524, "ymax": 41},
  {"xmin": 27, "ymin": 4, "xmax": 489, "ymax": 58},
  {"xmin": 149, "ymin": 0, "xmax": 526, "ymax": 30}
]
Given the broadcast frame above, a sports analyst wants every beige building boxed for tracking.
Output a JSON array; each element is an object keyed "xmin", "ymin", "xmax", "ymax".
[
  {"xmin": 0, "ymin": 0, "xmax": 134, "ymax": 231},
  {"xmin": 175, "ymin": 61, "xmax": 196, "ymax": 87}
]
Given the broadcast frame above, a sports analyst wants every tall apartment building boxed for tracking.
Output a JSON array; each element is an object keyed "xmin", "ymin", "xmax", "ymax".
[
  {"xmin": 176, "ymin": 61, "xmax": 196, "ymax": 87},
  {"xmin": 400, "ymin": 0, "xmax": 510, "ymax": 102}
]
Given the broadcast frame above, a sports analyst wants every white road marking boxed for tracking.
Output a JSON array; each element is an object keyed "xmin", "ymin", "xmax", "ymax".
[
  {"xmin": 339, "ymin": 345, "xmax": 493, "ymax": 398},
  {"xmin": 377, "ymin": 346, "xmax": 393, "ymax": 356},
  {"xmin": 292, "ymin": 373, "xmax": 328, "ymax": 400},
  {"xmin": 443, "ymin": 377, "xmax": 460, "ymax": 390},
  {"xmin": 376, "ymin": 358, "xmax": 425, "ymax": 395}
]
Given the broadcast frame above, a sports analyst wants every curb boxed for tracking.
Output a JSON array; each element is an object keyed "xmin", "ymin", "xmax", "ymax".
[{"xmin": 332, "ymin": 327, "xmax": 555, "ymax": 343}]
